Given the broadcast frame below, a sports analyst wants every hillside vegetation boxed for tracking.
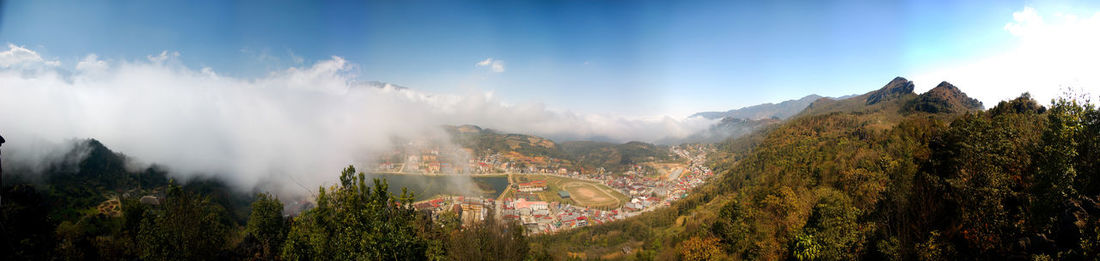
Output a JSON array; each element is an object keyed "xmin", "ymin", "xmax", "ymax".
[
  {"xmin": 533, "ymin": 78, "xmax": 1100, "ymax": 260},
  {"xmin": 561, "ymin": 141, "xmax": 673, "ymax": 172},
  {"xmin": 447, "ymin": 125, "xmax": 569, "ymax": 161},
  {"xmin": 445, "ymin": 125, "xmax": 673, "ymax": 172}
]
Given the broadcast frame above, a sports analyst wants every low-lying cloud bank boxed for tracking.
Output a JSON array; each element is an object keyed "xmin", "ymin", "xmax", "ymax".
[{"xmin": 0, "ymin": 45, "xmax": 713, "ymax": 194}]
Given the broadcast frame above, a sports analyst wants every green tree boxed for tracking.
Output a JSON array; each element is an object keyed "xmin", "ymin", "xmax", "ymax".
[
  {"xmin": 926, "ymin": 111, "xmax": 1041, "ymax": 256},
  {"xmin": 989, "ymin": 92, "xmax": 1046, "ymax": 116},
  {"xmin": 1033, "ymin": 98, "xmax": 1086, "ymax": 229},
  {"xmin": 281, "ymin": 165, "xmax": 428, "ymax": 260},
  {"xmin": 1072, "ymin": 97, "xmax": 1100, "ymax": 197},
  {"xmin": 799, "ymin": 192, "xmax": 867, "ymax": 261},
  {"xmin": 138, "ymin": 184, "xmax": 230, "ymax": 261},
  {"xmin": 711, "ymin": 197, "xmax": 754, "ymax": 256},
  {"xmin": 245, "ymin": 193, "xmax": 287, "ymax": 260},
  {"xmin": 915, "ymin": 231, "xmax": 954, "ymax": 261},
  {"xmin": 792, "ymin": 233, "xmax": 820, "ymax": 261},
  {"xmin": 444, "ymin": 208, "xmax": 528, "ymax": 261},
  {"xmin": 679, "ymin": 236, "xmax": 724, "ymax": 261},
  {"xmin": 0, "ymin": 184, "xmax": 57, "ymax": 260}
]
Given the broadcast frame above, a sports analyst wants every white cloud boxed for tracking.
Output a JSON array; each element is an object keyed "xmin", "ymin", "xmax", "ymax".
[
  {"xmin": 0, "ymin": 45, "xmax": 710, "ymax": 197},
  {"xmin": 75, "ymin": 54, "xmax": 109, "ymax": 73},
  {"xmin": 912, "ymin": 6, "xmax": 1100, "ymax": 106},
  {"xmin": 1003, "ymin": 7, "xmax": 1045, "ymax": 37},
  {"xmin": 0, "ymin": 43, "xmax": 60, "ymax": 68},
  {"xmin": 147, "ymin": 50, "xmax": 180, "ymax": 63},
  {"xmin": 476, "ymin": 58, "xmax": 492, "ymax": 66},
  {"xmin": 476, "ymin": 57, "xmax": 505, "ymax": 72}
]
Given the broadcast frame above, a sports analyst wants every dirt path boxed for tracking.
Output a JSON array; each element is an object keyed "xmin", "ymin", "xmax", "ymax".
[
  {"xmin": 497, "ymin": 173, "xmax": 516, "ymax": 201},
  {"xmin": 497, "ymin": 185, "xmax": 512, "ymax": 201}
]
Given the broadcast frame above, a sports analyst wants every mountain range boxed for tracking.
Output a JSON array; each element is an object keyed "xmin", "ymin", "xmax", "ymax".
[{"xmin": 690, "ymin": 94, "xmax": 824, "ymax": 120}]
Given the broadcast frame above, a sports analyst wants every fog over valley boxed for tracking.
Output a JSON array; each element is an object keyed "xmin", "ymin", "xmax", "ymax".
[{"xmin": 0, "ymin": 45, "xmax": 715, "ymax": 195}]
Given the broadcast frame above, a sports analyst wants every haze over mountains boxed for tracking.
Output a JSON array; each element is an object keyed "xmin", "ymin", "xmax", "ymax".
[
  {"xmin": 681, "ymin": 94, "xmax": 850, "ymax": 143},
  {"xmin": 691, "ymin": 76, "xmax": 985, "ymax": 125},
  {"xmin": 690, "ymin": 94, "xmax": 824, "ymax": 120}
]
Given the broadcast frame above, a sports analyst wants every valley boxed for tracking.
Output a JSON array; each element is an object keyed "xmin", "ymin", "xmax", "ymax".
[
  {"xmin": 390, "ymin": 141, "xmax": 715, "ymax": 235},
  {"xmin": 4, "ymin": 2, "xmax": 1100, "ymax": 259}
]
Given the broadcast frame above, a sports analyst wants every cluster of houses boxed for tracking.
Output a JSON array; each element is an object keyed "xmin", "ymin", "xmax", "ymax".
[
  {"xmin": 554, "ymin": 203, "xmax": 620, "ymax": 229},
  {"xmin": 501, "ymin": 198, "xmax": 553, "ymax": 232},
  {"xmin": 412, "ymin": 196, "xmax": 492, "ymax": 226},
  {"xmin": 467, "ymin": 156, "xmax": 578, "ymax": 176},
  {"xmin": 400, "ymin": 144, "xmax": 716, "ymax": 235},
  {"xmin": 551, "ymin": 145, "xmax": 716, "ymax": 216},
  {"xmin": 498, "ymin": 198, "xmax": 623, "ymax": 234},
  {"xmin": 635, "ymin": 145, "xmax": 716, "ymax": 206},
  {"xmin": 623, "ymin": 196, "xmax": 665, "ymax": 212},
  {"xmin": 516, "ymin": 180, "xmax": 548, "ymax": 192},
  {"xmin": 505, "ymin": 145, "xmax": 715, "ymax": 234}
]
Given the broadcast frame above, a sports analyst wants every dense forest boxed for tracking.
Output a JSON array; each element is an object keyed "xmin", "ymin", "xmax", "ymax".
[
  {"xmin": 532, "ymin": 80, "xmax": 1100, "ymax": 260},
  {"xmin": 705, "ymin": 94, "xmax": 1099, "ymax": 260}
]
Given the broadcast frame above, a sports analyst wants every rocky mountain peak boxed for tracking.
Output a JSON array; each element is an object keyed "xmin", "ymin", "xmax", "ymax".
[
  {"xmin": 866, "ymin": 77, "xmax": 915, "ymax": 105},
  {"xmin": 908, "ymin": 81, "xmax": 983, "ymax": 113}
]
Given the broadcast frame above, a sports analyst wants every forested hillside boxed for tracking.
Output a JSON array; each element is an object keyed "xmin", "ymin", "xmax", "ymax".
[
  {"xmin": 446, "ymin": 125, "xmax": 570, "ymax": 161},
  {"xmin": 445, "ymin": 125, "xmax": 674, "ymax": 172},
  {"xmin": 561, "ymin": 141, "xmax": 673, "ymax": 172},
  {"xmin": 533, "ymin": 78, "xmax": 1100, "ymax": 260}
]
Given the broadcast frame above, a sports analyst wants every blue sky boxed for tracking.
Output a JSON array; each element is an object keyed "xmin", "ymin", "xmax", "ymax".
[{"xmin": 3, "ymin": 0, "xmax": 1099, "ymax": 117}]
